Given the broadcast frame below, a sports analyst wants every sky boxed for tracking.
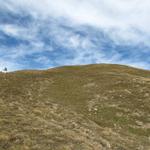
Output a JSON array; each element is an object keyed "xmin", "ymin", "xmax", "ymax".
[{"xmin": 0, "ymin": 0, "xmax": 150, "ymax": 71}]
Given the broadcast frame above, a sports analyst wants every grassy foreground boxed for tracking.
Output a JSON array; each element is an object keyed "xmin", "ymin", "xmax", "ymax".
[{"xmin": 0, "ymin": 64, "xmax": 150, "ymax": 150}]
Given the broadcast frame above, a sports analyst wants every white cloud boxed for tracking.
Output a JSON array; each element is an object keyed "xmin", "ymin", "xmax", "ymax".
[
  {"xmin": 0, "ymin": 0, "xmax": 150, "ymax": 70},
  {"xmin": 2, "ymin": 0, "xmax": 150, "ymax": 47}
]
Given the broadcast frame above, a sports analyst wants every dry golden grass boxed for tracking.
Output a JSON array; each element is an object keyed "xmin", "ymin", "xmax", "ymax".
[{"xmin": 0, "ymin": 64, "xmax": 150, "ymax": 150}]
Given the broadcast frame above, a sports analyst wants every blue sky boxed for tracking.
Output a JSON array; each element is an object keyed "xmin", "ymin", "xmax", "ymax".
[{"xmin": 0, "ymin": 0, "xmax": 150, "ymax": 71}]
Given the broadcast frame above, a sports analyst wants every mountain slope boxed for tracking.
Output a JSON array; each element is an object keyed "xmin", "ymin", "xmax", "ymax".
[{"xmin": 0, "ymin": 64, "xmax": 150, "ymax": 150}]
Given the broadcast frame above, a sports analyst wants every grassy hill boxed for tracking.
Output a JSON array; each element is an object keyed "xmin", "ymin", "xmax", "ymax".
[{"xmin": 0, "ymin": 64, "xmax": 150, "ymax": 150}]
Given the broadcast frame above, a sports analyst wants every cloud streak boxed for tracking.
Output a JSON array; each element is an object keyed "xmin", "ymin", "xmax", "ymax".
[{"xmin": 0, "ymin": 0, "xmax": 150, "ymax": 71}]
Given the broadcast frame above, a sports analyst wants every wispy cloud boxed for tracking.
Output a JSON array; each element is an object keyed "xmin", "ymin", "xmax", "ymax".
[{"xmin": 0, "ymin": 0, "xmax": 150, "ymax": 71}]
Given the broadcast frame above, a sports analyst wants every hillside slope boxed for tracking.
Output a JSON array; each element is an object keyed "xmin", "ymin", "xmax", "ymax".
[{"xmin": 0, "ymin": 64, "xmax": 150, "ymax": 150}]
